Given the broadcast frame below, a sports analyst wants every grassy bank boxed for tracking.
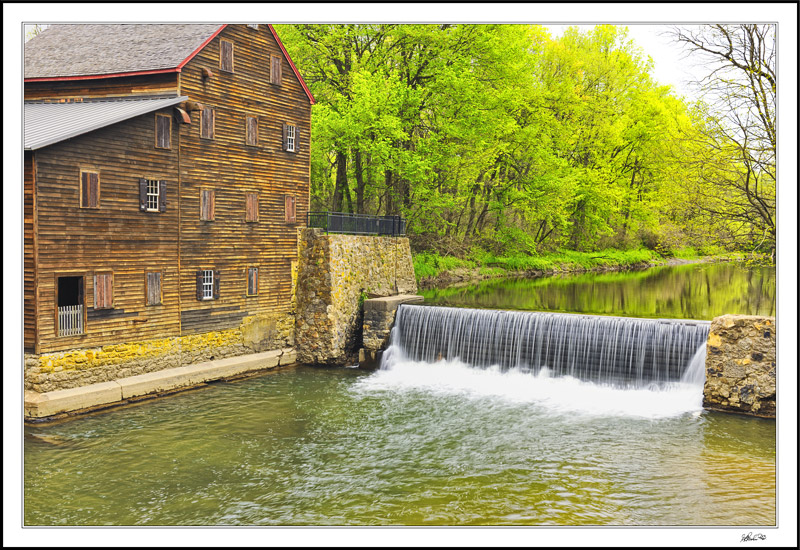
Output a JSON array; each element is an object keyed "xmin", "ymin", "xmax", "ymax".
[{"xmin": 412, "ymin": 246, "xmax": 737, "ymax": 287}]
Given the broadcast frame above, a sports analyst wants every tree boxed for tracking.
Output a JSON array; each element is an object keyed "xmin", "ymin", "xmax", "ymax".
[{"xmin": 669, "ymin": 25, "xmax": 776, "ymax": 255}]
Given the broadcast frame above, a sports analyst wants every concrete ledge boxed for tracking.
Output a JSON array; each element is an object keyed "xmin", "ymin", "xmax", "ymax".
[
  {"xmin": 363, "ymin": 294, "xmax": 424, "ymax": 312},
  {"xmin": 25, "ymin": 348, "xmax": 296, "ymax": 420},
  {"xmin": 25, "ymin": 382, "xmax": 123, "ymax": 418}
]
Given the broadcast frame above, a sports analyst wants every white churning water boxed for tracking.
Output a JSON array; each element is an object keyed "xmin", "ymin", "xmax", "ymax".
[{"xmin": 368, "ymin": 305, "xmax": 711, "ymax": 418}]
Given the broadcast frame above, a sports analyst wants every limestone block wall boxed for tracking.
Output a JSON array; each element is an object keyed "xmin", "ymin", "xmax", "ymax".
[
  {"xmin": 295, "ymin": 228, "xmax": 416, "ymax": 365},
  {"xmin": 24, "ymin": 312, "xmax": 294, "ymax": 393},
  {"xmin": 703, "ymin": 315, "xmax": 776, "ymax": 418}
]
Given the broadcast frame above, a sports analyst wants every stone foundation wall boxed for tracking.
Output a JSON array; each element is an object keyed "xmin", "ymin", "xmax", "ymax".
[
  {"xmin": 703, "ymin": 315, "xmax": 776, "ymax": 418},
  {"xmin": 25, "ymin": 312, "xmax": 294, "ymax": 393},
  {"xmin": 295, "ymin": 228, "xmax": 416, "ymax": 365},
  {"xmin": 359, "ymin": 295, "xmax": 424, "ymax": 369}
]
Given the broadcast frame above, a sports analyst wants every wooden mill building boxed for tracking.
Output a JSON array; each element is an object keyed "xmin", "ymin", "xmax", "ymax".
[{"xmin": 23, "ymin": 24, "xmax": 314, "ymax": 355}]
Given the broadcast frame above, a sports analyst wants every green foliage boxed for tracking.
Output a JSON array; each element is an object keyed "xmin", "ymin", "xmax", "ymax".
[{"xmin": 277, "ymin": 23, "xmax": 773, "ymax": 258}]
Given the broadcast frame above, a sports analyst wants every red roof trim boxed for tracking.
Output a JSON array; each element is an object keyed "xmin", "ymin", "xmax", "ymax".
[
  {"xmin": 177, "ymin": 24, "xmax": 227, "ymax": 70},
  {"xmin": 24, "ymin": 25, "xmax": 228, "ymax": 83},
  {"xmin": 268, "ymin": 24, "xmax": 316, "ymax": 105}
]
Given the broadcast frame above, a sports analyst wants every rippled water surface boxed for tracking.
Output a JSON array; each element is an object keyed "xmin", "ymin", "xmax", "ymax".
[
  {"xmin": 24, "ymin": 262, "xmax": 776, "ymax": 526},
  {"xmin": 24, "ymin": 364, "xmax": 775, "ymax": 526}
]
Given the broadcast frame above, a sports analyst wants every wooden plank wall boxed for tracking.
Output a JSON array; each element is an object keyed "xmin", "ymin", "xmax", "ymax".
[
  {"xmin": 33, "ymin": 110, "xmax": 181, "ymax": 353},
  {"xmin": 24, "ymin": 73, "xmax": 179, "ymax": 101},
  {"xmin": 177, "ymin": 24, "xmax": 311, "ymax": 334},
  {"xmin": 24, "ymin": 151, "xmax": 36, "ymax": 351}
]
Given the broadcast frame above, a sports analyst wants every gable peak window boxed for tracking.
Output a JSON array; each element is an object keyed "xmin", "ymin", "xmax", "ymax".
[
  {"xmin": 201, "ymin": 106, "xmax": 215, "ymax": 139},
  {"xmin": 155, "ymin": 113, "xmax": 171, "ymax": 149},
  {"xmin": 139, "ymin": 178, "xmax": 167, "ymax": 212},
  {"xmin": 80, "ymin": 171, "xmax": 100, "ymax": 208},
  {"xmin": 220, "ymin": 39, "xmax": 234, "ymax": 73},
  {"xmin": 270, "ymin": 55, "xmax": 282, "ymax": 85},
  {"xmin": 247, "ymin": 24, "xmax": 259, "ymax": 30}
]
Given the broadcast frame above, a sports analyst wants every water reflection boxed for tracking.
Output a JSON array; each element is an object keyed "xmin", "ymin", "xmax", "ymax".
[{"xmin": 421, "ymin": 262, "xmax": 776, "ymax": 320}]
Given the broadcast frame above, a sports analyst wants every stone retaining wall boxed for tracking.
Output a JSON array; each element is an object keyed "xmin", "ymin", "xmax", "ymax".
[
  {"xmin": 703, "ymin": 315, "xmax": 776, "ymax": 418},
  {"xmin": 24, "ymin": 312, "xmax": 294, "ymax": 393},
  {"xmin": 295, "ymin": 228, "xmax": 416, "ymax": 365},
  {"xmin": 359, "ymin": 295, "xmax": 424, "ymax": 368}
]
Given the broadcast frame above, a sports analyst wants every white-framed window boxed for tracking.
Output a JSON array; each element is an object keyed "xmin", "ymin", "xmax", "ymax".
[
  {"xmin": 286, "ymin": 124, "xmax": 296, "ymax": 152},
  {"xmin": 146, "ymin": 179, "xmax": 160, "ymax": 212},
  {"xmin": 202, "ymin": 269, "xmax": 214, "ymax": 300},
  {"xmin": 248, "ymin": 24, "xmax": 259, "ymax": 30}
]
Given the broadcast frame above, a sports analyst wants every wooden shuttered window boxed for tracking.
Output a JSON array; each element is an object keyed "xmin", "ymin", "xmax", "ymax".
[
  {"xmin": 155, "ymin": 114, "xmax": 171, "ymax": 149},
  {"xmin": 201, "ymin": 107, "xmax": 215, "ymax": 139},
  {"xmin": 80, "ymin": 171, "xmax": 99, "ymax": 208},
  {"xmin": 246, "ymin": 116, "xmax": 258, "ymax": 146},
  {"xmin": 285, "ymin": 194, "xmax": 297, "ymax": 223},
  {"xmin": 200, "ymin": 189, "xmax": 216, "ymax": 221},
  {"xmin": 282, "ymin": 123, "xmax": 300, "ymax": 152},
  {"xmin": 270, "ymin": 55, "xmax": 282, "ymax": 85},
  {"xmin": 247, "ymin": 267, "xmax": 258, "ymax": 296},
  {"xmin": 139, "ymin": 179, "xmax": 167, "ymax": 212},
  {"xmin": 146, "ymin": 271, "xmax": 162, "ymax": 306},
  {"xmin": 196, "ymin": 269, "xmax": 220, "ymax": 300},
  {"xmin": 94, "ymin": 273, "xmax": 113, "ymax": 309},
  {"xmin": 220, "ymin": 40, "xmax": 234, "ymax": 73},
  {"xmin": 246, "ymin": 192, "xmax": 259, "ymax": 222}
]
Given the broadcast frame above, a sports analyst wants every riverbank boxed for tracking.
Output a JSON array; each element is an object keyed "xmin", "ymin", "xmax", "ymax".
[{"xmin": 414, "ymin": 248, "xmax": 745, "ymax": 290}]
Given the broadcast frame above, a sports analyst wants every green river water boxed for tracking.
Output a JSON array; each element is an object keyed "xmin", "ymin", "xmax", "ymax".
[{"xmin": 23, "ymin": 261, "xmax": 777, "ymax": 527}]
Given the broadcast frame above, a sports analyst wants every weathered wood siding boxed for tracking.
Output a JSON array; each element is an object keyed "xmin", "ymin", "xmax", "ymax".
[
  {"xmin": 177, "ymin": 24, "xmax": 311, "ymax": 334},
  {"xmin": 24, "ymin": 151, "xmax": 37, "ymax": 351},
  {"xmin": 33, "ymin": 109, "xmax": 181, "ymax": 353},
  {"xmin": 24, "ymin": 73, "xmax": 179, "ymax": 101}
]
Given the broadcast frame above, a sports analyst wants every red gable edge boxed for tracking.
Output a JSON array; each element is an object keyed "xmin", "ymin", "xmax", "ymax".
[
  {"xmin": 24, "ymin": 23, "xmax": 316, "ymax": 105},
  {"xmin": 268, "ymin": 24, "xmax": 315, "ymax": 105}
]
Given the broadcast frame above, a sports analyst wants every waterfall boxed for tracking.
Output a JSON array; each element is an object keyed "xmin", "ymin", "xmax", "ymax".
[{"xmin": 381, "ymin": 305, "xmax": 710, "ymax": 389}]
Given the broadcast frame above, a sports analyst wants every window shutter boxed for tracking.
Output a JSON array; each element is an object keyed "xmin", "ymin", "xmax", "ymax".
[
  {"xmin": 159, "ymin": 180, "xmax": 167, "ymax": 212},
  {"xmin": 89, "ymin": 172, "xmax": 99, "ymax": 207},
  {"xmin": 247, "ymin": 116, "xmax": 257, "ymax": 146},
  {"xmin": 105, "ymin": 273, "xmax": 113, "ymax": 307},
  {"xmin": 196, "ymin": 271, "xmax": 204, "ymax": 300},
  {"xmin": 282, "ymin": 123, "xmax": 288, "ymax": 151},
  {"xmin": 295, "ymin": 126, "xmax": 301, "ymax": 153},
  {"xmin": 147, "ymin": 272, "xmax": 162, "ymax": 306},
  {"xmin": 213, "ymin": 270, "xmax": 221, "ymax": 300},
  {"xmin": 221, "ymin": 40, "xmax": 233, "ymax": 72},
  {"xmin": 271, "ymin": 56, "xmax": 282, "ymax": 85},
  {"xmin": 285, "ymin": 195, "xmax": 296, "ymax": 223},
  {"xmin": 139, "ymin": 178, "xmax": 148, "ymax": 211},
  {"xmin": 94, "ymin": 275, "xmax": 102, "ymax": 308}
]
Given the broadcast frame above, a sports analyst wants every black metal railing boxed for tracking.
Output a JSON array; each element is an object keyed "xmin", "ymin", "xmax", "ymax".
[{"xmin": 307, "ymin": 212, "xmax": 406, "ymax": 236}]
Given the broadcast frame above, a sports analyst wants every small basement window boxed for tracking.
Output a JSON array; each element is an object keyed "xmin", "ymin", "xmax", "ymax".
[{"xmin": 247, "ymin": 267, "xmax": 258, "ymax": 296}]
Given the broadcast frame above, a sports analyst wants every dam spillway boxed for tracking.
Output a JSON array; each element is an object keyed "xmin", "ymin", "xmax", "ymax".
[{"xmin": 382, "ymin": 305, "xmax": 710, "ymax": 389}]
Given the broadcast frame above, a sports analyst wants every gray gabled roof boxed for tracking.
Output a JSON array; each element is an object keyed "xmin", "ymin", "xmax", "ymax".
[
  {"xmin": 24, "ymin": 96, "xmax": 188, "ymax": 150},
  {"xmin": 25, "ymin": 24, "xmax": 223, "ymax": 80}
]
